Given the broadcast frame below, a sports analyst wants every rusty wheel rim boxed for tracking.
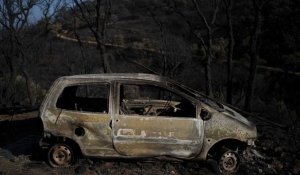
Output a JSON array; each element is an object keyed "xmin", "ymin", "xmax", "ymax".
[
  {"xmin": 49, "ymin": 145, "xmax": 73, "ymax": 166},
  {"xmin": 219, "ymin": 151, "xmax": 239, "ymax": 173}
]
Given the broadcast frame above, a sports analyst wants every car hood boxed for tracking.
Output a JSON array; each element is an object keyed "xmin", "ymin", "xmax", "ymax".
[{"xmin": 221, "ymin": 105, "xmax": 255, "ymax": 127}]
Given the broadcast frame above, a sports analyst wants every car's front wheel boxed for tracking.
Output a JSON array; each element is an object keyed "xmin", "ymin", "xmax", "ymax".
[
  {"xmin": 218, "ymin": 150, "xmax": 240, "ymax": 174},
  {"xmin": 47, "ymin": 143, "xmax": 75, "ymax": 167}
]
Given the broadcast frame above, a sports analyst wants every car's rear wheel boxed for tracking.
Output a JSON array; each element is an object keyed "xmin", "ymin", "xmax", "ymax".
[
  {"xmin": 218, "ymin": 150, "xmax": 240, "ymax": 174},
  {"xmin": 47, "ymin": 143, "xmax": 75, "ymax": 167}
]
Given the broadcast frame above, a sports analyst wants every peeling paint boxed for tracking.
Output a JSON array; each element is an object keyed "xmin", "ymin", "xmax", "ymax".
[{"xmin": 118, "ymin": 129, "xmax": 135, "ymax": 136}]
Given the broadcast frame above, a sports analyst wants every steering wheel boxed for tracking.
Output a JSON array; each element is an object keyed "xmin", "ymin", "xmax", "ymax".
[{"xmin": 156, "ymin": 97, "xmax": 173, "ymax": 115}]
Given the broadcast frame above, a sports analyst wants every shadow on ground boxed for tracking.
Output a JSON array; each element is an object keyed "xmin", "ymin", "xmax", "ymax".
[{"xmin": 0, "ymin": 116, "xmax": 43, "ymax": 157}]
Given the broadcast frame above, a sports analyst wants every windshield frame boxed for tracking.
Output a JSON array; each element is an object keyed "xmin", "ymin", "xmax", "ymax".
[{"xmin": 166, "ymin": 80, "xmax": 224, "ymax": 112}]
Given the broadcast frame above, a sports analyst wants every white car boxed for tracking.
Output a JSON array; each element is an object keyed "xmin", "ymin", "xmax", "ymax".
[{"xmin": 39, "ymin": 73, "xmax": 257, "ymax": 174}]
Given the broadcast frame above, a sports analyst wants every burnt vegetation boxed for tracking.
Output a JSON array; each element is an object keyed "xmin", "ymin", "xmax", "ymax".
[{"xmin": 0, "ymin": 0, "xmax": 300, "ymax": 174}]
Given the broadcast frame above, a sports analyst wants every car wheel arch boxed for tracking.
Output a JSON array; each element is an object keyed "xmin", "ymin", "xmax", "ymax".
[
  {"xmin": 43, "ymin": 135, "xmax": 83, "ymax": 158},
  {"xmin": 206, "ymin": 138, "xmax": 247, "ymax": 159}
]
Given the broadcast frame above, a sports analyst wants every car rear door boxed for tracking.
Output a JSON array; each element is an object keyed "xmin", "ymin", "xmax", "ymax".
[{"xmin": 51, "ymin": 82, "xmax": 115, "ymax": 156}]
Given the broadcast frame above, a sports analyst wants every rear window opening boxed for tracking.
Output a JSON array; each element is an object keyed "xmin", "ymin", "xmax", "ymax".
[{"xmin": 56, "ymin": 84, "xmax": 109, "ymax": 113}]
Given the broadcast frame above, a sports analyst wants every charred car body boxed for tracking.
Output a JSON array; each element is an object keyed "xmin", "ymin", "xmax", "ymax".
[{"xmin": 39, "ymin": 74, "xmax": 257, "ymax": 174}]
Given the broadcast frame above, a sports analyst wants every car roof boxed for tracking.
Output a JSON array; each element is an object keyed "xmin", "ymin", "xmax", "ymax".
[{"xmin": 58, "ymin": 73, "xmax": 168, "ymax": 82}]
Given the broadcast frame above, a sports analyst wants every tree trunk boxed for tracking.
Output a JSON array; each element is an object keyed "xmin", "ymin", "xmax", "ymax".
[
  {"xmin": 22, "ymin": 70, "xmax": 34, "ymax": 106},
  {"xmin": 18, "ymin": 44, "xmax": 35, "ymax": 106},
  {"xmin": 73, "ymin": 17, "xmax": 89, "ymax": 74},
  {"xmin": 148, "ymin": 8, "xmax": 167, "ymax": 76},
  {"xmin": 206, "ymin": 29, "xmax": 213, "ymax": 97},
  {"xmin": 96, "ymin": 0, "xmax": 111, "ymax": 73},
  {"xmin": 191, "ymin": 0, "xmax": 219, "ymax": 97},
  {"xmin": 245, "ymin": 0, "xmax": 262, "ymax": 111},
  {"xmin": 8, "ymin": 32, "xmax": 15, "ymax": 79},
  {"xmin": 225, "ymin": 0, "xmax": 234, "ymax": 104},
  {"xmin": 158, "ymin": 20, "xmax": 167, "ymax": 76},
  {"xmin": 100, "ymin": 44, "xmax": 108, "ymax": 73},
  {"xmin": 103, "ymin": 53, "xmax": 113, "ymax": 73}
]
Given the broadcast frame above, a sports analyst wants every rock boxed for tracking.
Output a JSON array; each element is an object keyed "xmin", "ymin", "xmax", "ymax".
[
  {"xmin": 103, "ymin": 161, "xmax": 114, "ymax": 169},
  {"xmin": 12, "ymin": 155, "xmax": 31, "ymax": 163},
  {"xmin": 75, "ymin": 165, "xmax": 87, "ymax": 174},
  {"xmin": 293, "ymin": 159, "xmax": 300, "ymax": 175},
  {"xmin": 274, "ymin": 146, "xmax": 283, "ymax": 153},
  {"xmin": 272, "ymin": 160, "xmax": 284, "ymax": 171},
  {"xmin": 122, "ymin": 169, "xmax": 138, "ymax": 175},
  {"xmin": 0, "ymin": 148, "xmax": 15, "ymax": 160},
  {"xmin": 164, "ymin": 163, "xmax": 176, "ymax": 173},
  {"xmin": 251, "ymin": 148, "xmax": 266, "ymax": 159},
  {"xmin": 170, "ymin": 170, "xmax": 176, "ymax": 175}
]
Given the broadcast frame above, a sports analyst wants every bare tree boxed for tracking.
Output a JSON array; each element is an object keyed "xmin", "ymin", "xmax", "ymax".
[
  {"xmin": 192, "ymin": 0, "xmax": 221, "ymax": 97},
  {"xmin": 148, "ymin": 7, "xmax": 168, "ymax": 76},
  {"xmin": 244, "ymin": 0, "xmax": 269, "ymax": 111},
  {"xmin": 171, "ymin": 0, "xmax": 221, "ymax": 97},
  {"xmin": 39, "ymin": 0, "xmax": 63, "ymax": 32},
  {"xmin": 223, "ymin": 0, "xmax": 234, "ymax": 104},
  {"xmin": 73, "ymin": 0, "xmax": 112, "ymax": 73},
  {"xmin": 0, "ymin": 0, "xmax": 61, "ymax": 106},
  {"xmin": 164, "ymin": 35, "xmax": 189, "ymax": 78},
  {"xmin": 72, "ymin": 16, "xmax": 89, "ymax": 74},
  {"xmin": 0, "ymin": 0, "xmax": 39, "ymax": 105},
  {"xmin": 148, "ymin": 4, "xmax": 189, "ymax": 78}
]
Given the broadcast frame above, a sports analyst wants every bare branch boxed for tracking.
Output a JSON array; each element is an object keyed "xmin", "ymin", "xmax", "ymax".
[
  {"xmin": 192, "ymin": 0, "xmax": 210, "ymax": 30},
  {"xmin": 169, "ymin": 1, "xmax": 207, "ymax": 51},
  {"xmin": 210, "ymin": 0, "xmax": 221, "ymax": 25}
]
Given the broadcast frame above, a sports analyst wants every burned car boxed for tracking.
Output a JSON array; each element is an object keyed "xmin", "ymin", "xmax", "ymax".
[{"xmin": 39, "ymin": 73, "xmax": 257, "ymax": 174}]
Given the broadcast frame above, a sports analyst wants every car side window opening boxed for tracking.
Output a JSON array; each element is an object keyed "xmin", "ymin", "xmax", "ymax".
[
  {"xmin": 56, "ymin": 84, "xmax": 109, "ymax": 113},
  {"xmin": 119, "ymin": 84, "xmax": 196, "ymax": 118}
]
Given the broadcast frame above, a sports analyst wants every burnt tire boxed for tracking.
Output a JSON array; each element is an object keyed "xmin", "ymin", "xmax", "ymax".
[
  {"xmin": 47, "ymin": 143, "xmax": 75, "ymax": 167},
  {"xmin": 218, "ymin": 150, "xmax": 240, "ymax": 174}
]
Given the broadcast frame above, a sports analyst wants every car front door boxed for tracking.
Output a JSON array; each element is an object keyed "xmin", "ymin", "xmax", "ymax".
[{"xmin": 112, "ymin": 82, "xmax": 204, "ymax": 158}]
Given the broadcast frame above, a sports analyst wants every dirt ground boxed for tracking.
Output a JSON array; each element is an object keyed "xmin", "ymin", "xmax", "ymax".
[{"xmin": 0, "ymin": 112, "xmax": 299, "ymax": 175}]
